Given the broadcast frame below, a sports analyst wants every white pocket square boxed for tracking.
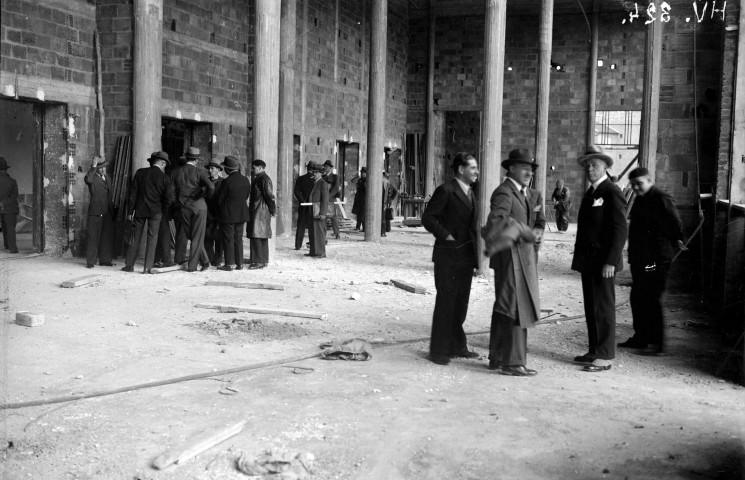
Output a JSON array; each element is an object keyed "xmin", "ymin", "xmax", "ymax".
[
  {"xmin": 592, "ymin": 198, "xmax": 604, "ymax": 207},
  {"xmin": 533, "ymin": 205, "xmax": 542, "ymax": 212}
]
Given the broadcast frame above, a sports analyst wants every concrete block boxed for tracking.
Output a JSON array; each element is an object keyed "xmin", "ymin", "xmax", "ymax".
[
  {"xmin": 16, "ymin": 311, "xmax": 45, "ymax": 327},
  {"xmin": 61, "ymin": 274, "xmax": 101, "ymax": 288}
]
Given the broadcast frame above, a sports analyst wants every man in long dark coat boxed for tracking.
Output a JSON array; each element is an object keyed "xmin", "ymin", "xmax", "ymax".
[
  {"xmin": 421, "ymin": 152, "xmax": 480, "ymax": 366},
  {"xmin": 322, "ymin": 160, "xmax": 341, "ymax": 239},
  {"xmin": 123, "ymin": 151, "xmax": 175, "ymax": 273},
  {"xmin": 247, "ymin": 159, "xmax": 276, "ymax": 269},
  {"xmin": 351, "ymin": 167, "xmax": 367, "ymax": 231},
  {"xmin": 381, "ymin": 172, "xmax": 399, "ymax": 236},
  {"xmin": 294, "ymin": 162, "xmax": 316, "ymax": 250},
  {"xmin": 306, "ymin": 163, "xmax": 328, "ymax": 258},
  {"xmin": 171, "ymin": 147, "xmax": 214, "ymax": 272},
  {"xmin": 217, "ymin": 156, "xmax": 251, "ymax": 271},
  {"xmin": 551, "ymin": 179, "xmax": 571, "ymax": 232},
  {"xmin": 0, "ymin": 157, "xmax": 19, "ymax": 253},
  {"xmin": 482, "ymin": 149, "xmax": 545, "ymax": 376},
  {"xmin": 571, "ymin": 145, "xmax": 628, "ymax": 372},
  {"xmin": 84, "ymin": 156, "xmax": 115, "ymax": 268},
  {"xmin": 204, "ymin": 160, "xmax": 224, "ymax": 266}
]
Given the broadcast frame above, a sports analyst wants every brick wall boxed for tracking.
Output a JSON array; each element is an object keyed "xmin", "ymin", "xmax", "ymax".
[{"xmin": 717, "ymin": 0, "xmax": 739, "ymax": 197}]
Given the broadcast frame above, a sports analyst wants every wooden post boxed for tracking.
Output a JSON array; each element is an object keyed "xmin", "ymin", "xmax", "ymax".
[
  {"xmin": 477, "ymin": 0, "xmax": 507, "ymax": 274},
  {"xmin": 730, "ymin": 1, "xmax": 745, "ymax": 204},
  {"xmin": 254, "ymin": 0, "xmax": 281, "ymax": 252},
  {"xmin": 364, "ymin": 0, "xmax": 387, "ymax": 242},
  {"xmin": 425, "ymin": 15, "xmax": 436, "ymax": 197},
  {"xmin": 534, "ymin": 0, "xmax": 554, "ymax": 206},
  {"xmin": 638, "ymin": 14, "xmax": 663, "ymax": 180},
  {"xmin": 586, "ymin": 0, "xmax": 599, "ymax": 148},
  {"xmin": 276, "ymin": 0, "xmax": 297, "ymax": 237},
  {"xmin": 132, "ymin": 0, "xmax": 163, "ymax": 171}
]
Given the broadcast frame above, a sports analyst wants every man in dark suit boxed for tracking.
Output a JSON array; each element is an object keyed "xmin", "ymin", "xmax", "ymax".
[
  {"xmin": 247, "ymin": 159, "xmax": 276, "ymax": 269},
  {"xmin": 482, "ymin": 149, "xmax": 545, "ymax": 376},
  {"xmin": 0, "ymin": 157, "xmax": 19, "ymax": 253},
  {"xmin": 123, "ymin": 151, "xmax": 175, "ymax": 273},
  {"xmin": 351, "ymin": 167, "xmax": 367, "ymax": 231},
  {"xmin": 171, "ymin": 147, "xmax": 214, "ymax": 272},
  {"xmin": 421, "ymin": 152, "xmax": 480, "ymax": 366},
  {"xmin": 216, "ymin": 156, "xmax": 251, "ymax": 271},
  {"xmin": 620, "ymin": 167, "xmax": 686, "ymax": 355},
  {"xmin": 205, "ymin": 160, "xmax": 224, "ymax": 267},
  {"xmin": 306, "ymin": 162, "xmax": 328, "ymax": 258},
  {"xmin": 294, "ymin": 162, "xmax": 316, "ymax": 250},
  {"xmin": 571, "ymin": 145, "xmax": 628, "ymax": 372},
  {"xmin": 322, "ymin": 160, "xmax": 341, "ymax": 240},
  {"xmin": 84, "ymin": 156, "xmax": 115, "ymax": 268}
]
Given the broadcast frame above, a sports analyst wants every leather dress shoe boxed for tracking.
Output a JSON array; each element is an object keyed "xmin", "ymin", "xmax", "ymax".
[
  {"xmin": 618, "ymin": 337, "xmax": 648, "ymax": 349},
  {"xmin": 452, "ymin": 350, "xmax": 480, "ymax": 359},
  {"xmin": 99, "ymin": 262, "xmax": 116, "ymax": 267},
  {"xmin": 429, "ymin": 354, "xmax": 450, "ymax": 366},
  {"xmin": 500, "ymin": 366, "xmax": 537, "ymax": 376},
  {"xmin": 143, "ymin": 269, "xmax": 153, "ymax": 274},
  {"xmin": 200, "ymin": 264, "xmax": 211, "ymax": 272},
  {"xmin": 583, "ymin": 359, "xmax": 612, "ymax": 372},
  {"xmin": 218, "ymin": 265, "xmax": 233, "ymax": 271},
  {"xmin": 121, "ymin": 266, "xmax": 134, "ymax": 272},
  {"xmin": 573, "ymin": 354, "xmax": 596, "ymax": 365},
  {"xmin": 235, "ymin": 265, "xmax": 244, "ymax": 271},
  {"xmin": 249, "ymin": 263, "xmax": 266, "ymax": 270},
  {"xmin": 637, "ymin": 345, "xmax": 667, "ymax": 357},
  {"xmin": 303, "ymin": 254, "xmax": 316, "ymax": 257},
  {"xmin": 86, "ymin": 264, "xmax": 95, "ymax": 269},
  {"xmin": 488, "ymin": 360, "xmax": 502, "ymax": 371}
]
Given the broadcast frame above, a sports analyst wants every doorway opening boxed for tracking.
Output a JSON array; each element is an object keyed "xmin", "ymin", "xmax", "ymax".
[
  {"xmin": 161, "ymin": 118, "xmax": 213, "ymax": 168},
  {"xmin": 335, "ymin": 140, "xmax": 360, "ymax": 212},
  {"xmin": 594, "ymin": 110, "xmax": 641, "ymax": 186}
]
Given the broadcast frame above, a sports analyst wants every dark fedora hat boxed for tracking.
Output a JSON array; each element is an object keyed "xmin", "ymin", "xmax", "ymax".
[
  {"xmin": 323, "ymin": 160, "xmax": 334, "ymax": 168},
  {"xmin": 149, "ymin": 151, "xmax": 170, "ymax": 166},
  {"xmin": 502, "ymin": 148, "xmax": 538, "ymax": 170},
  {"xmin": 306, "ymin": 161, "xmax": 319, "ymax": 171},
  {"xmin": 185, "ymin": 146, "xmax": 200, "ymax": 160},
  {"xmin": 205, "ymin": 160, "xmax": 223, "ymax": 171},
  {"xmin": 0, "ymin": 157, "xmax": 10, "ymax": 170},
  {"xmin": 93, "ymin": 157, "xmax": 109, "ymax": 169},
  {"xmin": 360, "ymin": 166, "xmax": 367, "ymax": 173},
  {"xmin": 577, "ymin": 144, "xmax": 614, "ymax": 168},
  {"xmin": 222, "ymin": 155, "xmax": 240, "ymax": 170}
]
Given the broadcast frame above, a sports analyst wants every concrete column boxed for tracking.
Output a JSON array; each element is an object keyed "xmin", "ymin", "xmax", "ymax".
[
  {"xmin": 276, "ymin": 0, "xmax": 297, "ymax": 236},
  {"xmin": 364, "ymin": 0, "xmax": 387, "ymax": 242},
  {"xmin": 477, "ymin": 0, "xmax": 507, "ymax": 274},
  {"xmin": 425, "ymin": 15, "xmax": 436, "ymax": 197},
  {"xmin": 534, "ymin": 0, "xmax": 554, "ymax": 205},
  {"xmin": 132, "ymin": 0, "xmax": 163, "ymax": 171},
  {"xmin": 729, "ymin": 2, "xmax": 745, "ymax": 204},
  {"xmin": 586, "ymin": 0, "xmax": 599, "ymax": 148},
  {"xmin": 254, "ymin": 0, "xmax": 281, "ymax": 251},
  {"xmin": 638, "ymin": 16, "xmax": 663, "ymax": 180}
]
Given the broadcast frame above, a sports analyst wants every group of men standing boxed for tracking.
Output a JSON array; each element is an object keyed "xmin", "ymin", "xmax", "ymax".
[
  {"xmin": 423, "ymin": 145, "xmax": 684, "ymax": 376},
  {"xmin": 85, "ymin": 148, "xmax": 276, "ymax": 273}
]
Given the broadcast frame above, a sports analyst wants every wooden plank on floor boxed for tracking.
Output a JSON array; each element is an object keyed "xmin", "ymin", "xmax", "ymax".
[
  {"xmin": 60, "ymin": 274, "xmax": 102, "ymax": 288},
  {"xmin": 153, "ymin": 420, "xmax": 247, "ymax": 470},
  {"xmin": 151, "ymin": 264, "xmax": 187, "ymax": 274},
  {"xmin": 205, "ymin": 280, "xmax": 285, "ymax": 291},
  {"xmin": 390, "ymin": 279, "xmax": 427, "ymax": 294},
  {"xmin": 195, "ymin": 303, "xmax": 328, "ymax": 320}
]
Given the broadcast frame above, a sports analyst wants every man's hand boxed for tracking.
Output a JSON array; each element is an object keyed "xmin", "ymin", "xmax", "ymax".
[
  {"xmin": 127, "ymin": 213, "xmax": 134, "ymax": 222},
  {"xmin": 602, "ymin": 264, "xmax": 615, "ymax": 278},
  {"xmin": 92, "ymin": 156, "xmax": 100, "ymax": 168},
  {"xmin": 677, "ymin": 239, "xmax": 689, "ymax": 252},
  {"xmin": 445, "ymin": 234, "xmax": 455, "ymax": 242},
  {"xmin": 532, "ymin": 228, "xmax": 544, "ymax": 244}
]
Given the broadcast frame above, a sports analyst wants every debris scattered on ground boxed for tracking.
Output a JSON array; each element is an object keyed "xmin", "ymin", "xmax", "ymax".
[
  {"xmin": 150, "ymin": 264, "xmax": 186, "ymax": 274},
  {"xmin": 196, "ymin": 303, "xmax": 328, "ymax": 320},
  {"xmin": 350, "ymin": 292, "xmax": 361, "ymax": 300},
  {"xmin": 237, "ymin": 450, "xmax": 314, "ymax": 479},
  {"xmin": 15, "ymin": 311, "xmax": 45, "ymax": 327},
  {"xmin": 191, "ymin": 318, "xmax": 310, "ymax": 343},
  {"xmin": 206, "ymin": 280, "xmax": 285, "ymax": 291},
  {"xmin": 126, "ymin": 320, "xmax": 139, "ymax": 327},
  {"xmin": 60, "ymin": 274, "xmax": 101, "ymax": 288},
  {"xmin": 320, "ymin": 339, "xmax": 373, "ymax": 361},
  {"xmin": 390, "ymin": 279, "xmax": 427, "ymax": 294},
  {"xmin": 153, "ymin": 420, "xmax": 247, "ymax": 470}
]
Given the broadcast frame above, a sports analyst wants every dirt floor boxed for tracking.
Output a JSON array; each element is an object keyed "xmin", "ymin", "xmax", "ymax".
[{"xmin": 1, "ymin": 223, "xmax": 744, "ymax": 480}]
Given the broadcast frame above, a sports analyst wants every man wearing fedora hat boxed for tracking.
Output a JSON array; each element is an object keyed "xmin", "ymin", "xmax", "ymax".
[
  {"xmin": 571, "ymin": 145, "xmax": 628, "ymax": 372},
  {"xmin": 171, "ymin": 147, "xmax": 215, "ymax": 272},
  {"xmin": 216, "ymin": 156, "xmax": 251, "ymax": 271},
  {"xmin": 84, "ymin": 156, "xmax": 115, "ymax": 268},
  {"xmin": 482, "ymin": 148, "xmax": 545, "ymax": 376},
  {"xmin": 322, "ymin": 160, "xmax": 342, "ymax": 240},
  {"xmin": 247, "ymin": 159, "xmax": 276, "ymax": 269},
  {"xmin": 422, "ymin": 152, "xmax": 481, "ymax": 366},
  {"xmin": 204, "ymin": 159, "xmax": 225, "ymax": 267},
  {"xmin": 293, "ymin": 161, "xmax": 316, "ymax": 250},
  {"xmin": 351, "ymin": 167, "xmax": 367, "ymax": 231},
  {"xmin": 0, "ymin": 157, "xmax": 19, "ymax": 253},
  {"xmin": 306, "ymin": 162, "xmax": 329, "ymax": 258},
  {"xmin": 123, "ymin": 151, "xmax": 175, "ymax": 273}
]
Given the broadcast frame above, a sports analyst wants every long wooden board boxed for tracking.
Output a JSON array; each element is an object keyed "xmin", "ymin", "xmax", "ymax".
[
  {"xmin": 60, "ymin": 274, "xmax": 101, "ymax": 288},
  {"xmin": 151, "ymin": 264, "xmax": 187, "ymax": 274},
  {"xmin": 205, "ymin": 280, "xmax": 285, "ymax": 291},
  {"xmin": 390, "ymin": 279, "xmax": 428, "ymax": 295},
  {"xmin": 153, "ymin": 420, "xmax": 247, "ymax": 470},
  {"xmin": 195, "ymin": 303, "xmax": 327, "ymax": 320}
]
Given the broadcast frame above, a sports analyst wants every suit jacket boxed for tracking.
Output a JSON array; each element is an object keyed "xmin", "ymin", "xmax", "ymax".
[
  {"xmin": 309, "ymin": 176, "xmax": 329, "ymax": 218},
  {"xmin": 323, "ymin": 172, "xmax": 341, "ymax": 198},
  {"xmin": 216, "ymin": 171, "xmax": 250, "ymax": 224},
  {"xmin": 421, "ymin": 179, "xmax": 478, "ymax": 268},
  {"xmin": 206, "ymin": 177, "xmax": 223, "ymax": 222},
  {"xmin": 351, "ymin": 176, "xmax": 366, "ymax": 216},
  {"xmin": 571, "ymin": 177, "xmax": 628, "ymax": 272},
  {"xmin": 482, "ymin": 179, "xmax": 545, "ymax": 327},
  {"xmin": 171, "ymin": 163, "xmax": 214, "ymax": 212},
  {"xmin": 294, "ymin": 173, "xmax": 315, "ymax": 204},
  {"xmin": 85, "ymin": 168, "xmax": 114, "ymax": 216},
  {"xmin": 0, "ymin": 171, "xmax": 20, "ymax": 215},
  {"xmin": 628, "ymin": 185, "xmax": 684, "ymax": 266},
  {"xmin": 128, "ymin": 165, "xmax": 175, "ymax": 219},
  {"xmin": 248, "ymin": 172, "xmax": 276, "ymax": 238}
]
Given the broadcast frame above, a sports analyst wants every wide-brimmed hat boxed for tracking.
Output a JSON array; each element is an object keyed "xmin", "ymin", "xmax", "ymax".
[
  {"xmin": 185, "ymin": 146, "xmax": 200, "ymax": 160},
  {"xmin": 205, "ymin": 161, "xmax": 223, "ymax": 171},
  {"xmin": 149, "ymin": 151, "xmax": 170, "ymax": 166},
  {"xmin": 577, "ymin": 145, "xmax": 613, "ymax": 168},
  {"xmin": 0, "ymin": 157, "xmax": 9, "ymax": 170},
  {"xmin": 501, "ymin": 149, "xmax": 538, "ymax": 170},
  {"xmin": 323, "ymin": 160, "xmax": 334, "ymax": 168},
  {"xmin": 222, "ymin": 155, "xmax": 240, "ymax": 170}
]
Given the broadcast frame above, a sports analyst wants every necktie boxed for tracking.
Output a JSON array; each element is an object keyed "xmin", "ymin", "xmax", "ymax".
[{"xmin": 586, "ymin": 186, "xmax": 595, "ymax": 197}]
